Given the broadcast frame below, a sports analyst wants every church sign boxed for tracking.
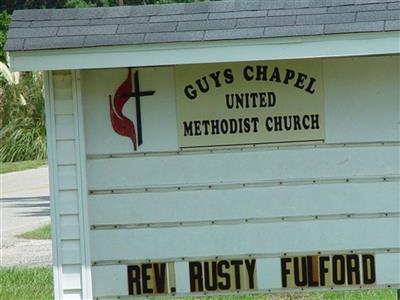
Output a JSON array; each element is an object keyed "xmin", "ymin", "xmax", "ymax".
[
  {"xmin": 176, "ymin": 60, "xmax": 325, "ymax": 148},
  {"xmin": 5, "ymin": 2, "xmax": 399, "ymax": 298}
]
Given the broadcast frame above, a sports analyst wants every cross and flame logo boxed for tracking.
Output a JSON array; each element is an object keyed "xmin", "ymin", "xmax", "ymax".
[{"xmin": 109, "ymin": 69, "xmax": 155, "ymax": 150}]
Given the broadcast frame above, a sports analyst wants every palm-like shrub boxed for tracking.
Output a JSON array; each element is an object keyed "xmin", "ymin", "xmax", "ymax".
[{"xmin": 0, "ymin": 71, "xmax": 47, "ymax": 162}]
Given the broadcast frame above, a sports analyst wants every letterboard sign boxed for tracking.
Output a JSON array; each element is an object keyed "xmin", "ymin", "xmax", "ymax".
[
  {"xmin": 176, "ymin": 60, "xmax": 325, "ymax": 148},
  {"xmin": 126, "ymin": 254, "xmax": 377, "ymax": 296}
]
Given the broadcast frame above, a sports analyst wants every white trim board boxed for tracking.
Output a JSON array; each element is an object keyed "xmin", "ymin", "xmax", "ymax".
[
  {"xmin": 72, "ymin": 70, "xmax": 93, "ymax": 299},
  {"xmin": 9, "ymin": 31, "xmax": 400, "ymax": 72},
  {"xmin": 43, "ymin": 71, "xmax": 63, "ymax": 300}
]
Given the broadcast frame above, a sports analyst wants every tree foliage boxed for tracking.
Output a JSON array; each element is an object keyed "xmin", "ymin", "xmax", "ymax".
[
  {"xmin": 0, "ymin": 12, "xmax": 11, "ymax": 64},
  {"xmin": 2, "ymin": 0, "xmax": 210, "ymax": 12},
  {"xmin": 0, "ymin": 73, "xmax": 46, "ymax": 162}
]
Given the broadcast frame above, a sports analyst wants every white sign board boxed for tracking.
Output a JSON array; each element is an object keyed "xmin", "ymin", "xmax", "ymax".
[{"xmin": 45, "ymin": 55, "xmax": 400, "ymax": 299}]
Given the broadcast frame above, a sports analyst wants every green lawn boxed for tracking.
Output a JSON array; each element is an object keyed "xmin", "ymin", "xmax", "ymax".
[
  {"xmin": 321, "ymin": 289, "xmax": 396, "ymax": 300},
  {"xmin": 0, "ymin": 267, "xmax": 53, "ymax": 300},
  {"xmin": 0, "ymin": 159, "xmax": 47, "ymax": 174},
  {"xmin": 0, "ymin": 266, "xmax": 396, "ymax": 300},
  {"xmin": 195, "ymin": 290, "xmax": 396, "ymax": 300},
  {"xmin": 18, "ymin": 224, "xmax": 51, "ymax": 240}
]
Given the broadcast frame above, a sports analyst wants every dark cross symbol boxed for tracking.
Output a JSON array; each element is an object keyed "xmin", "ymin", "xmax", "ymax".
[{"xmin": 123, "ymin": 70, "xmax": 155, "ymax": 146}]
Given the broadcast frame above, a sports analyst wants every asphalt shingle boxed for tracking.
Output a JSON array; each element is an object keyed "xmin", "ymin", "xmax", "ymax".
[
  {"xmin": 357, "ymin": 10, "xmax": 400, "ymax": 22},
  {"xmin": 103, "ymin": 6, "xmax": 131, "ymax": 18},
  {"xmin": 51, "ymin": 8, "xmax": 78, "ymax": 20},
  {"xmin": 7, "ymin": 27, "xmax": 57, "ymax": 38},
  {"xmin": 268, "ymin": 7, "xmax": 327, "ymax": 16},
  {"xmin": 209, "ymin": 10, "xmax": 267, "ymax": 20},
  {"xmin": 177, "ymin": 19, "xmax": 237, "ymax": 32},
  {"xmin": 31, "ymin": 19, "xmax": 89, "ymax": 27},
  {"xmin": 23, "ymin": 36, "xmax": 85, "ymax": 50},
  {"xmin": 204, "ymin": 28, "xmax": 264, "ymax": 40},
  {"xmin": 118, "ymin": 22, "xmax": 177, "ymax": 34},
  {"xmin": 144, "ymin": 31, "xmax": 204, "ymax": 43},
  {"xmin": 157, "ymin": 3, "xmax": 185, "ymax": 15},
  {"xmin": 385, "ymin": 19, "xmax": 400, "ymax": 30},
  {"xmin": 283, "ymin": 0, "xmax": 312, "ymax": 9},
  {"xmin": 388, "ymin": 2, "xmax": 400, "ymax": 9},
  {"xmin": 130, "ymin": 5, "xmax": 160, "ymax": 16},
  {"xmin": 237, "ymin": 16, "xmax": 296, "ymax": 28},
  {"xmin": 296, "ymin": 13, "xmax": 356, "ymax": 25},
  {"xmin": 75, "ymin": 7, "xmax": 105, "ymax": 19},
  {"xmin": 13, "ymin": 9, "xmax": 52, "ymax": 21},
  {"xmin": 4, "ymin": 39, "xmax": 25, "ymax": 51},
  {"xmin": 208, "ymin": 1, "xmax": 235, "ymax": 13},
  {"xmin": 327, "ymin": 3, "xmax": 386, "ymax": 13},
  {"xmin": 264, "ymin": 24, "xmax": 324, "ymax": 37},
  {"xmin": 89, "ymin": 16, "xmax": 149, "ymax": 25},
  {"xmin": 324, "ymin": 21, "xmax": 385, "ymax": 34},
  {"xmin": 184, "ymin": 2, "xmax": 209, "ymax": 14},
  {"xmin": 260, "ymin": 1, "xmax": 284, "ymax": 10},
  {"xmin": 149, "ymin": 13, "xmax": 208, "ymax": 23},
  {"xmin": 84, "ymin": 33, "xmax": 144, "ymax": 47},
  {"xmin": 4, "ymin": 0, "xmax": 400, "ymax": 52},
  {"xmin": 57, "ymin": 25, "xmax": 118, "ymax": 36},
  {"xmin": 235, "ymin": 0, "xmax": 261, "ymax": 11},
  {"xmin": 9, "ymin": 21, "xmax": 31, "ymax": 28}
]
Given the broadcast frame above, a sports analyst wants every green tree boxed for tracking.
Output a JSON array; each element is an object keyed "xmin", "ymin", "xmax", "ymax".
[
  {"xmin": 1, "ymin": 11, "xmax": 46, "ymax": 162},
  {"xmin": 0, "ymin": 72, "xmax": 46, "ymax": 162},
  {"xmin": 2, "ymin": 0, "xmax": 214, "ymax": 13},
  {"xmin": 0, "ymin": 12, "xmax": 11, "ymax": 64}
]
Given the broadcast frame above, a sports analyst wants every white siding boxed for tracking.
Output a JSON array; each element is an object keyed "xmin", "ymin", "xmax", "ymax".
[
  {"xmin": 61, "ymin": 240, "xmax": 81, "ymax": 265},
  {"xmin": 45, "ymin": 70, "xmax": 91, "ymax": 299},
  {"xmin": 56, "ymin": 141, "xmax": 76, "ymax": 165},
  {"xmin": 58, "ymin": 191, "xmax": 79, "ymax": 215}
]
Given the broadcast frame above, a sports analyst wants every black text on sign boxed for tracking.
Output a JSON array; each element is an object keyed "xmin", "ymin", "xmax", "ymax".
[
  {"xmin": 189, "ymin": 259, "xmax": 257, "ymax": 293},
  {"xmin": 281, "ymin": 254, "xmax": 376, "ymax": 288},
  {"xmin": 127, "ymin": 262, "xmax": 176, "ymax": 295}
]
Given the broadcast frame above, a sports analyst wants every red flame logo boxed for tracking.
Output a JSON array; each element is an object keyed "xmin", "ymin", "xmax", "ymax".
[{"xmin": 109, "ymin": 69, "xmax": 137, "ymax": 150}]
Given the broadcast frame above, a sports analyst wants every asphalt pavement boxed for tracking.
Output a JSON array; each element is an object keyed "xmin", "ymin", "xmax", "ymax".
[{"xmin": 0, "ymin": 166, "xmax": 52, "ymax": 266}]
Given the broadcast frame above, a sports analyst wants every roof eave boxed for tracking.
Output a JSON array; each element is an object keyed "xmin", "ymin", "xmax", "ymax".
[{"xmin": 8, "ymin": 31, "xmax": 400, "ymax": 72}]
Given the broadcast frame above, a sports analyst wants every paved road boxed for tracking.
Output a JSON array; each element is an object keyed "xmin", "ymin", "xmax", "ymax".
[{"xmin": 0, "ymin": 166, "xmax": 52, "ymax": 266}]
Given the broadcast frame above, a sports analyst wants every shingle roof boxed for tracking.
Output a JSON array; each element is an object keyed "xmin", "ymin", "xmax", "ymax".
[{"xmin": 5, "ymin": 0, "xmax": 400, "ymax": 52}]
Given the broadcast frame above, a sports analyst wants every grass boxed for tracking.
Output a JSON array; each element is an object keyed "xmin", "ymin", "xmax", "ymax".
[
  {"xmin": 0, "ymin": 159, "xmax": 47, "ymax": 174},
  {"xmin": 192, "ymin": 290, "xmax": 397, "ymax": 300},
  {"xmin": 0, "ymin": 266, "xmax": 396, "ymax": 300},
  {"xmin": 18, "ymin": 224, "xmax": 51, "ymax": 240},
  {"xmin": 321, "ymin": 289, "xmax": 397, "ymax": 299},
  {"xmin": 0, "ymin": 267, "xmax": 53, "ymax": 300}
]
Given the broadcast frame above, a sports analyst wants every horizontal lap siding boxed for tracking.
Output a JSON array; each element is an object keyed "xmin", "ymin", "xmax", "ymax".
[
  {"xmin": 86, "ymin": 145, "xmax": 399, "ymax": 190},
  {"xmin": 56, "ymin": 141, "xmax": 76, "ymax": 165},
  {"xmin": 61, "ymin": 240, "xmax": 81, "ymax": 264},
  {"xmin": 58, "ymin": 191, "xmax": 79, "ymax": 215}
]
